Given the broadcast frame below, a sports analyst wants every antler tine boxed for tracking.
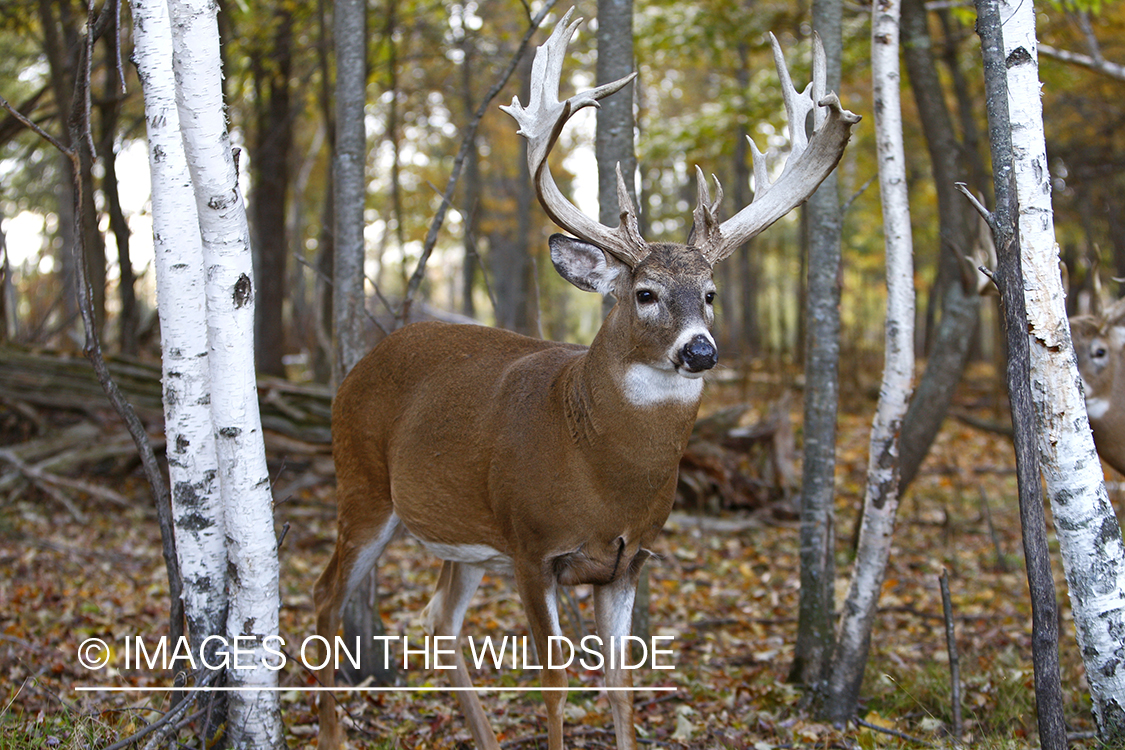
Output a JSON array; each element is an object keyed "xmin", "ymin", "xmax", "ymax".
[
  {"xmin": 500, "ymin": 8, "xmax": 648, "ymax": 267},
  {"xmin": 688, "ymin": 165, "xmax": 723, "ymax": 251},
  {"xmin": 811, "ymin": 33, "xmax": 827, "ymax": 128},
  {"xmin": 1103, "ymin": 293, "xmax": 1125, "ymax": 328},
  {"xmin": 771, "ymin": 33, "xmax": 814, "ymax": 157},
  {"xmin": 1089, "ymin": 263, "xmax": 1103, "ymax": 318},
  {"xmin": 699, "ymin": 35, "xmax": 861, "ymax": 264},
  {"xmin": 615, "ymin": 163, "xmax": 646, "ymax": 250}
]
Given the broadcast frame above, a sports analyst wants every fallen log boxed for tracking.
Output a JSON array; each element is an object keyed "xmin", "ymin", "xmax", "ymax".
[
  {"xmin": 0, "ymin": 344, "xmax": 790, "ymax": 512},
  {"xmin": 0, "ymin": 343, "xmax": 333, "ymax": 448}
]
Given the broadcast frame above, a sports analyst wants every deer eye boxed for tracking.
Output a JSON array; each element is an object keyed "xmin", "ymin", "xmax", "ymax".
[
  {"xmin": 636, "ymin": 290, "xmax": 657, "ymax": 304},
  {"xmin": 1095, "ymin": 346, "xmax": 1108, "ymax": 359},
  {"xmin": 705, "ymin": 291, "xmax": 716, "ymax": 305}
]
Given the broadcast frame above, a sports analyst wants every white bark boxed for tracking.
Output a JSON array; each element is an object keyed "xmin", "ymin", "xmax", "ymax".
[
  {"xmin": 167, "ymin": 0, "xmax": 283, "ymax": 745},
  {"xmin": 825, "ymin": 0, "xmax": 915, "ymax": 720},
  {"xmin": 1001, "ymin": 0, "xmax": 1125, "ymax": 736},
  {"xmin": 131, "ymin": 0, "xmax": 227, "ymax": 652}
]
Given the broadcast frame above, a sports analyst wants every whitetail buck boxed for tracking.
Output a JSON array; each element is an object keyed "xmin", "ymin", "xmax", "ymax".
[
  {"xmin": 314, "ymin": 10, "xmax": 858, "ymax": 749},
  {"xmin": 1071, "ymin": 297, "xmax": 1125, "ymax": 475}
]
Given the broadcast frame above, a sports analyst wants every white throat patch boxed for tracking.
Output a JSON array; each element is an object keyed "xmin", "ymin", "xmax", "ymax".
[
  {"xmin": 1087, "ymin": 396, "xmax": 1111, "ymax": 421},
  {"xmin": 622, "ymin": 363, "xmax": 705, "ymax": 406}
]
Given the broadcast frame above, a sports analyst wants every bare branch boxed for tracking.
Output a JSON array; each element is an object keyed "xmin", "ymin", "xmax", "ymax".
[
  {"xmin": 1038, "ymin": 43, "xmax": 1125, "ymax": 82},
  {"xmin": 401, "ymin": 0, "xmax": 560, "ymax": 322},
  {"xmin": 955, "ymin": 181, "xmax": 992, "ymax": 223},
  {"xmin": 0, "ymin": 94, "xmax": 71, "ymax": 154}
]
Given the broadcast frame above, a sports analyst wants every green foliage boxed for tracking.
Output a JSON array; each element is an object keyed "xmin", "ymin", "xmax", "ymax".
[
  {"xmin": 1, "ymin": 0, "xmax": 1124, "ymax": 359},
  {"xmin": 0, "ymin": 705, "xmax": 119, "ymax": 750},
  {"xmin": 1041, "ymin": 0, "xmax": 1109, "ymax": 15}
]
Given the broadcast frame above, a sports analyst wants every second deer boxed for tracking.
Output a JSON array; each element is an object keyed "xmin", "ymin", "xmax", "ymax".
[
  {"xmin": 314, "ymin": 10, "xmax": 859, "ymax": 750},
  {"xmin": 1072, "ymin": 295, "xmax": 1125, "ymax": 475}
]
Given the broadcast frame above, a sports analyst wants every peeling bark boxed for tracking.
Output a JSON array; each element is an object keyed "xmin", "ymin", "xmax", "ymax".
[{"xmin": 998, "ymin": 0, "xmax": 1125, "ymax": 740}]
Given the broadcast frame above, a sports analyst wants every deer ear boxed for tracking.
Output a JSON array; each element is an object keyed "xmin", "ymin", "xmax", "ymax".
[{"xmin": 550, "ymin": 234, "xmax": 628, "ymax": 296}]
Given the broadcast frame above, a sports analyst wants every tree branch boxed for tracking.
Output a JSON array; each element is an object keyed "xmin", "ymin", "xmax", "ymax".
[
  {"xmin": 400, "ymin": 0, "xmax": 560, "ymax": 321},
  {"xmin": 1038, "ymin": 43, "xmax": 1125, "ymax": 82}
]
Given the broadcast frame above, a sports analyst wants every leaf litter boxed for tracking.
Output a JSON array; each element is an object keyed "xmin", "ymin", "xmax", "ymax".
[{"xmin": 0, "ymin": 364, "xmax": 1110, "ymax": 747}]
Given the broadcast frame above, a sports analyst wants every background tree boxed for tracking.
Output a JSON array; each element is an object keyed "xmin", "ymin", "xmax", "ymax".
[
  {"xmin": 895, "ymin": 0, "xmax": 984, "ymax": 494},
  {"xmin": 790, "ymin": 0, "xmax": 845, "ymax": 694},
  {"xmin": 488, "ymin": 48, "xmax": 538, "ymax": 336},
  {"xmin": 596, "ymin": 0, "xmax": 653, "ymax": 656},
  {"xmin": 36, "ymin": 0, "xmax": 104, "ymax": 339},
  {"xmin": 329, "ymin": 0, "xmax": 398, "ymax": 689},
  {"xmin": 247, "ymin": 5, "xmax": 296, "ymax": 378},
  {"xmin": 97, "ymin": 40, "xmax": 138, "ymax": 356},
  {"xmin": 332, "ymin": 0, "xmax": 367, "ymax": 384}
]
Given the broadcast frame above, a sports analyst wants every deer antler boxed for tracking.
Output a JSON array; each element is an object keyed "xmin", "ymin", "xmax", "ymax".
[
  {"xmin": 501, "ymin": 9, "xmax": 649, "ymax": 267},
  {"xmin": 692, "ymin": 34, "xmax": 862, "ymax": 264}
]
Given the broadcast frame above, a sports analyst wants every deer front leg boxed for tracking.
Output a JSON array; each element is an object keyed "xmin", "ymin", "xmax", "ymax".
[
  {"xmin": 515, "ymin": 565, "xmax": 568, "ymax": 750},
  {"xmin": 421, "ymin": 561, "xmax": 498, "ymax": 750},
  {"xmin": 593, "ymin": 554, "xmax": 648, "ymax": 750}
]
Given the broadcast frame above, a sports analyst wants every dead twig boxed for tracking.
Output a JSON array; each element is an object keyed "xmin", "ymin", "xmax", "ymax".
[
  {"xmin": 102, "ymin": 671, "xmax": 216, "ymax": 750},
  {"xmin": 854, "ymin": 716, "xmax": 934, "ymax": 746},
  {"xmin": 939, "ymin": 569, "xmax": 963, "ymax": 744},
  {"xmin": 0, "ymin": 446, "xmax": 130, "ymax": 508}
]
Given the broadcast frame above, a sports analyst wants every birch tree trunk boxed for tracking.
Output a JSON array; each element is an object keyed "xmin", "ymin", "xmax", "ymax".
[
  {"xmin": 131, "ymin": 0, "xmax": 227, "ymax": 666},
  {"xmin": 168, "ymin": 0, "xmax": 284, "ymax": 745},
  {"xmin": 823, "ymin": 0, "xmax": 914, "ymax": 721},
  {"xmin": 895, "ymin": 0, "xmax": 981, "ymax": 495},
  {"xmin": 973, "ymin": 3, "xmax": 1066, "ymax": 745},
  {"xmin": 999, "ymin": 0, "xmax": 1125, "ymax": 738}
]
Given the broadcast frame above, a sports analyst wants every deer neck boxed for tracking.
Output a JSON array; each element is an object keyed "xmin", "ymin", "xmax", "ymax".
[{"xmin": 561, "ymin": 307, "xmax": 703, "ymax": 461}]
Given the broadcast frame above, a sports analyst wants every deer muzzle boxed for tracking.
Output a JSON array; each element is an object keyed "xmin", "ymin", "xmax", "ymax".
[{"xmin": 679, "ymin": 334, "xmax": 718, "ymax": 374}]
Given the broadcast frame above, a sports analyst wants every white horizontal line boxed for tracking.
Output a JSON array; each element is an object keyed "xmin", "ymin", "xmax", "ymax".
[{"xmin": 75, "ymin": 686, "xmax": 678, "ymax": 693}]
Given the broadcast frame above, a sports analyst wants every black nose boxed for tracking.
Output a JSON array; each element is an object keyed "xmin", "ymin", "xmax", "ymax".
[{"xmin": 680, "ymin": 334, "xmax": 717, "ymax": 372}]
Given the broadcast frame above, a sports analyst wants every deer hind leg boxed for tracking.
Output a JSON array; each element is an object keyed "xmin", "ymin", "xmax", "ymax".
[
  {"xmin": 515, "ymin": 567, "xmax": 568, "ymax": 750},
  {"xmin": 313, "ymin": 507, "xmax": 401, "ymax": 750},
  {"xmin": 593, "ymin": 553, "xmax": 648, "ymax": 750},
  {"xmin": 421, "ymin": 561, "xmax": 498, "ymax": 750}
]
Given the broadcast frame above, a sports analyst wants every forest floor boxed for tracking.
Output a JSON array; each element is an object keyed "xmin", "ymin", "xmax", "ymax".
[{"xmin": 0, "ymin": 358, "xmax": 1113, "ymax": 749}]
